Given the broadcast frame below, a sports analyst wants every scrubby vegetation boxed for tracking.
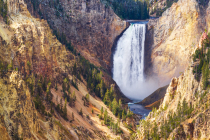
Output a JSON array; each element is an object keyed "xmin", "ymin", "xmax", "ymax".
[
  {"xmin": 52, "ymin": 29, "xmax": 77, "ymax": 55},
  {"xmin": 139, "ymin": 98, "xmax": 194, "ymax": 139},
  {"xmin": 0, "ymin": 0, "xmax": 9, "ymax": 24},
  {"xmin": 31, "ymin": 0, "xmax": 65, "ymax": 19},
  {"xmin": 193, "ymin": 33, "xmax": 210, "ymax": 89},
  {"xmin": 0, "ymin": 25, "xmax": 134, "ymax": 137},
  {"xmin": 99, "ymin": 107, "xmax": 123, "ymax": 134},
  {"xmin": 150, "ymin": 0, "xmax": 178, "ymax": 16},
  {"xmin": 0, "ymin": 4, "xmax": 135, "ymax": 135},
  {"xmin": 82, "ymin": 93, "xmax": 90, "ymax": 106},
  {"xmin": 77, "ymin": 56, "xmax": 133, "ymax": 120},
  {"xmin": 138, "ymin": 32, "xmax": 210, "ymax": 139},
  {"xmin": 1, "ymin": 27, "xmax": 132, "ymax": 136}
]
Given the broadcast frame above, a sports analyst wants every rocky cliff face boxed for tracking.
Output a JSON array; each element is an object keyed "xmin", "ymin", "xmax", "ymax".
[
  {"xmin": 23, "ymin": 0, "xmax": 126, "ymax": 71},
  {"xmin": 0, "ymin": 0, "xmax": 131, "ymax": 139},
  {"xmin": 2, "ymin": 0, "xmax": 75, "ymax": 78},
  {"xmin": 145, "ymin": 0, "xmax": 207, "ymax": 83},
  {"xmin": 138, "ymin": 27, "xmax": 210, "ymax": 139},
  {"xmin": 0, "ymin": 2, "xmax": 78, "ymax": 139},
  {"xmin": 138, "ymin": 64, "xmax": 210, "ymax": 139},
  {"xmin": 0, "ymin": 71, "xmax": 78, "ymax": 139},
  {"xmin": 0, "ymin": 71, "xmax": 39, "ymax": 139}
]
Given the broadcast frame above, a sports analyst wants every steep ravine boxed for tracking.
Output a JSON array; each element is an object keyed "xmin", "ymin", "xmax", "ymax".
[
  {"xmin": 0, "ymin": 0, "xmax": 132, "ymax": 139},
  {"xmin": 3, "ymin": 0, "xmax": 210, "ymax": 139}
]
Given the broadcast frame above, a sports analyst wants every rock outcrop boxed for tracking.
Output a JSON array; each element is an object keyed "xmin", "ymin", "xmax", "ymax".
[
  {"xmin": 139, "ymin": 63, "xmax": 210, "ymax": 139},
  {"xmin": 138, "ymin": 22, "xmax": 210, "ymax": 139},
  {"xmin": 0, "ymin": 0, "xmax": 131, "ymax": 139},
  {"xmin": 138, "ymin": 85, "xmax": 168, "ymax": 108},
  {"xmin": 24, "ymin": 0, "xmax": 126, "ymax": 71},
  {"xmin": 0, "ymin": 71, "xmax": 78, "ymax": 139},
  {"xmin": 145, "ymin": 0, "xmax": 206, "ymax": 83},
  {"xmin": 0, "ymin": 71, "xmax": 39, "ymax": 139},
  {"xmin": 0, "ymin": 3, "xmax": 78, "ymax": 138}
]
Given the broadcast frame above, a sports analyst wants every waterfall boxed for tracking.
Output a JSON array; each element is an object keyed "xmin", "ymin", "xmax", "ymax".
[{"xmin": 113, "ymin": 23, "xmax": 146, "ymax": 100}]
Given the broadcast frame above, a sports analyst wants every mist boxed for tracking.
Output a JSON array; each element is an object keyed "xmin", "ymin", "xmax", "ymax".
[
  {"xmin": 117, "ymin": 76, "xmax": 167, "ymax": 100},
  {"xmin": 112, "ymin": 22, "xmax": 185, "ymax": 101},
  {"xmin": 120, "ymin": 65, "xmax": 184, "ymax": 100}
]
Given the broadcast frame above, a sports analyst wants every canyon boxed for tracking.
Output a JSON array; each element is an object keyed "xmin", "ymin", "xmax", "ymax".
[
  {"xmin": 0, "ymin": 0, "xmax": 132, "ymax": 139},
  {"xmin": 1, "ymin": 0, "xmax": 210, "ymax": 139},
  {"xmin": 22, "ymin": 0, "xmax": 204, "ymax": 85}
]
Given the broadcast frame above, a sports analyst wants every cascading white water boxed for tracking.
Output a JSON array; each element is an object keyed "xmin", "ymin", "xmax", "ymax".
[{"xmin": 113, "ymin": 23, "xmax": 147, "ymax": 100}]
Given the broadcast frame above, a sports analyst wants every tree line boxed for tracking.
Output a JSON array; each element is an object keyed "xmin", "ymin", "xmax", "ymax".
[
  {"xmin": 193, "ymin": 32, "xmax": 210, "ymax": 89},
  {"xmin": 102, "ymin": 0, "xmax": 150, "ymax": 20},
  {"xmin": 0, "ymin": 0, "xmax": 9, "ymax": 24},
  {"xmin": 150, "ymin": 0, "xmax": 178, "ymax": 17},
  {"xmin": 140, "ymin": 98, "xmax": 194, "ymax": 139}
]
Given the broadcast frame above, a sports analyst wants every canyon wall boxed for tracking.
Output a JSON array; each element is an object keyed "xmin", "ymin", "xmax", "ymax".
[
  {"xmin": 138, "ymin": 8, "xmax": 210, "ymax": 137},
  {"xmin": 145, "ymin": 0, "xmax": 206, "ymax": 83},
  {"xmin": 139, "ymin": 63, "xmax": 210, "ymax": 139},
  {"xmin": 23, "ymin": 0, "xmax": 126, "ymax": 71},
  {"xmin": 0, "ymin": 71, "xmax": 40, "ymax": 139},
  {"xmin": 0, "ymin": 2, "xmax": 77, "ymax": 139},
  {"xmin": 0, "ymin": 0, "xmax": 130, "ymax": 139}
]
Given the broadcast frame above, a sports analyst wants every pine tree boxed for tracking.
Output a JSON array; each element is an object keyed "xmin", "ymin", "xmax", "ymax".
[
  {"xmin": 46, "ymin": 81, "xmax": 52, "ymax": 101},
  {"xmin": 99, "ymin": 80, "xmax": 104, "ymax": 98},
  {"xmin": 27, "ymin": 61, "xmax": 31, "ymax": 73},
  {"xmin": 55, "ymin": 81, "xmax": 58, "ymax": 91},
  {"xmin": 60, "ymin": 98, "xmax": 63, "ymax": 112},
  {"xmin": 103, "ymin": 89, "xmax": 110, "ymax": 104},
  {"xmin": 8, "ymin": 59, "xmax": 13, "ymax": 71},
  {"xmin": 122, "ymin": 109, "xmax": 125, "ymax": 121},
  {"xmin": 202, "ymin": 61, "xmax": 209, "ymax": 89},
  {"xmin": 42, "ymin": 77, "xmax": 47, "ymax": 91},
  {"xmin": 68, "ymin": 86, "xmax": 71, "ymax": 94},
  {"xmin": 119, "ymin": 99, "xmax": 122, "ymax": 108},
  {"xmin": 72, "ymin": 112, "xmax": 74, "ymax": 121},
  {"xmin": 73, "ymin": 62, "xmax": 77, "ymax": 76},
  {"xmin": 79, "ymin": 108, "xmax": 83, "ymax": 116},
  {"xmin": 95, "ymin": 84, "xmax": 100, "ymax": 97},
  {"xmin": 104, "ymin": 109, "xmax": 108, "ymax": 125},
  {"xmin": 151, "ymin": 122, "xmax": 158, "ymax": 139},
  {"xmin": 64, "ymin": 98, "xmax": 67, "ymax": 118},
  {"xmin": 62, "ymin": 78, "xmax": 68, "ymax": 92},
  {"xmin": 49, "ymin": 118, "xmax": 53, "ymax": 128},
  {"xmin": 101, "ymin": 107, "xmax": 104, "ymax": 115},
  {"xmin": 86, "ymin": 93, "xmax": 90, "ymax": 102},
  {"xmin": 72, "ymin": 91, "xmax": 76, "ymax": 101},
  {"xmin": 112, "ymin": 98, "xmax": 118, "ymax": 116}
]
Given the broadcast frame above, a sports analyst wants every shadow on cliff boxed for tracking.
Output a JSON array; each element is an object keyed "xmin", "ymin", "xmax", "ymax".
[{"xmin": 110, "ymin": 24, "xmax": 129, "ymax": 76}]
